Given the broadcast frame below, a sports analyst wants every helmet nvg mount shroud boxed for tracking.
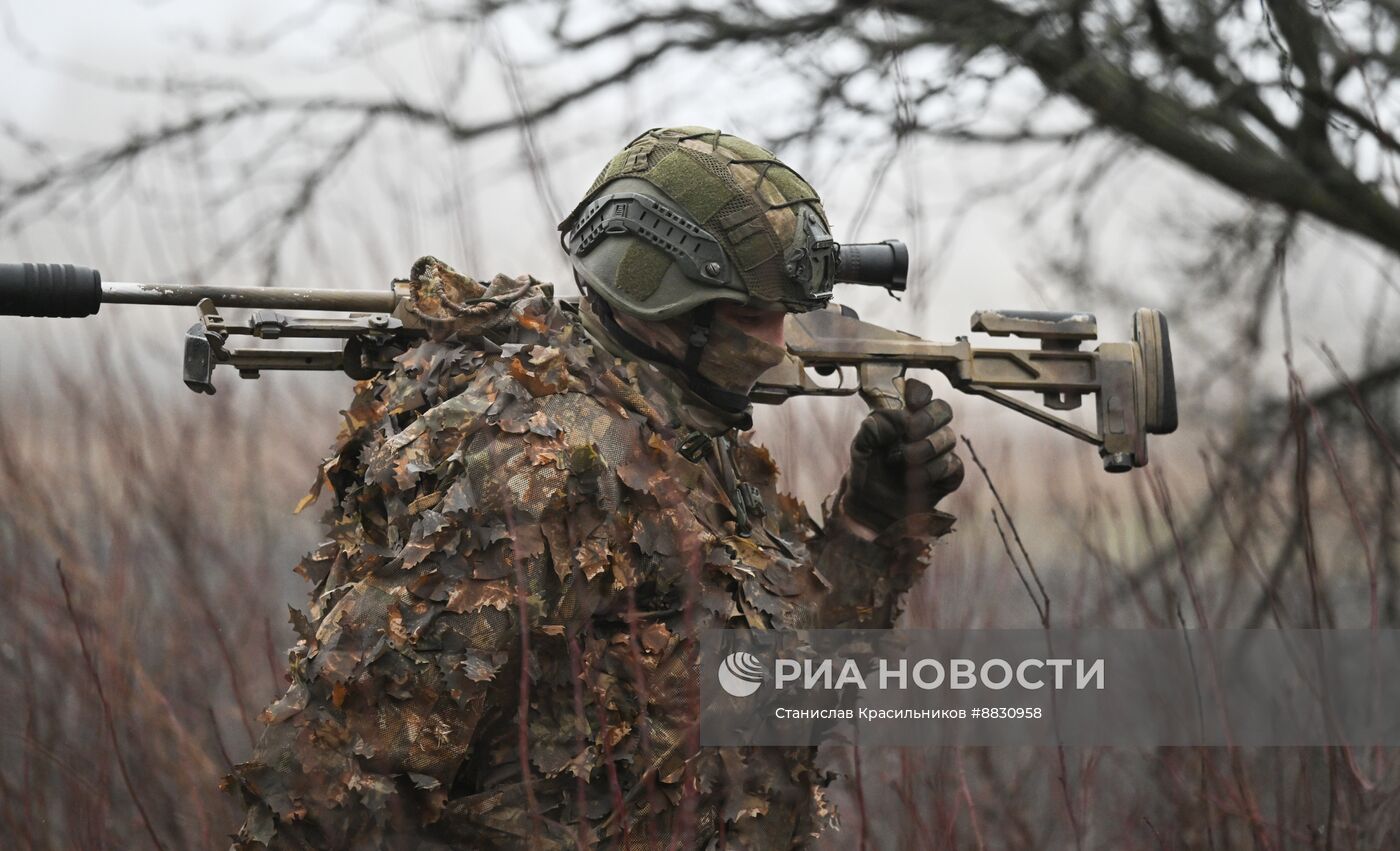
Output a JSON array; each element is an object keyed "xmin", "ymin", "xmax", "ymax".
[{"xmin": 558, "ymin": 126, "xmax": 908, "ymax": 320}]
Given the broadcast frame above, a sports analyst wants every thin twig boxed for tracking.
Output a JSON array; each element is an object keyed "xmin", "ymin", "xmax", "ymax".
[
  {"xmin": 961, "ymin": 436, "xmax": 1050, "ymax": 625},
  {"xmin": 54, "ymin": 561, "xmax": 168, "ymax": 851}
]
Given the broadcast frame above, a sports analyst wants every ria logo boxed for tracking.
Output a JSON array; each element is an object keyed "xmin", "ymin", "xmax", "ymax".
[{"xmin": 718, "ymin": 651, "xmax": 765, "ymax": 697}]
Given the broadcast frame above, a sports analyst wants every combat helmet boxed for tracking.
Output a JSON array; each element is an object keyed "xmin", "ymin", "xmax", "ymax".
[{"xmin": 558, "ymin": 126, "xmax": 837, "ymax": 320}]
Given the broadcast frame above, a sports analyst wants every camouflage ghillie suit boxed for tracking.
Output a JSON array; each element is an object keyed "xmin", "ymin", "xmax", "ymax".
[{"xmin": 228, "ymin": 257, "xmax": 954, "ymax": 848}]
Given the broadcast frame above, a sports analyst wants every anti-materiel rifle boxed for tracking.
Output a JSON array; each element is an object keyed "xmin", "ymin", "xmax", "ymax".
[{"xmin": 0, "ymin": 248, "xmax": 1176, "ymax": 471}]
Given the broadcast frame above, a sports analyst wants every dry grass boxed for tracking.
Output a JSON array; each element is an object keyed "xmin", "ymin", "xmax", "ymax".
[{"xmin": 0, "ymin": 329, "xmax": 1396, "ymax": 849}]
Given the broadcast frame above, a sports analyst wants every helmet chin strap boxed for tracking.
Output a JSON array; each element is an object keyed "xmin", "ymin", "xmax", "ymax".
[{"xmin": 582, "ymin": 285, "xmax": 753, "ymax": 415}]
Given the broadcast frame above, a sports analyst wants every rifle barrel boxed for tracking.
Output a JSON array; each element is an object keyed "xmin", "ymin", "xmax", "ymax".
[
  {"xmin": 1, "ymin": 263, "xmax": 400, "ymax": 317},
  {"xmin": 103, "ymin": 281, "xmax": 397, "ymax": 313}
]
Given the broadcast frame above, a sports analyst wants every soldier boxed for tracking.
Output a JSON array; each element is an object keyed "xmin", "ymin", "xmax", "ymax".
[{"xmin": 229, "ymin": 126, "xmax": 964, "ymax": 849}]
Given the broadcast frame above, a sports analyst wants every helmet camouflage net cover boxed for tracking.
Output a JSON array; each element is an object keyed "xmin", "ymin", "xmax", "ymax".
[{"xmin": 559, "ymin": 126, "xmax": 836, "ymax": 320}]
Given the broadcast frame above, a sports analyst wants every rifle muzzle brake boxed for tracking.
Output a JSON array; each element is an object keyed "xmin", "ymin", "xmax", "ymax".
[{"xmin": 0, "ymin": 263, "xmax": 103, "ymax": 318}]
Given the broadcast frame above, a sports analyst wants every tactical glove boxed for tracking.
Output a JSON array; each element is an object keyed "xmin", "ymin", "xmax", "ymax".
[{"xmin": 841, "ymin": 377, "xmax": 964, "ymax": 533}]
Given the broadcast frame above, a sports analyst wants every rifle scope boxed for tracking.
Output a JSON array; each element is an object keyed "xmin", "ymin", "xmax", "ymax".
[{"xmin": 835, "ymin": 240, "xmax": 907, "ymax": 291}]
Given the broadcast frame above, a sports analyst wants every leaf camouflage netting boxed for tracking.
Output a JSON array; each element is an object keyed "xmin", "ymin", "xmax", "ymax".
[{"xmin": 226, "ymin": 257, "xmax": 953, "ymax": 849}]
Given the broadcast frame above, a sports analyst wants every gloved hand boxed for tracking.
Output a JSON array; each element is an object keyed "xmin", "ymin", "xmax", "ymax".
[{"xmin": 840, "ymin": 378, "xmax": 964, "ymax": 533}]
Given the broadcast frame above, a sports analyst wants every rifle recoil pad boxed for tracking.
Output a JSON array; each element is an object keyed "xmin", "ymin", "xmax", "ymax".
[
  {"xmin": 0, "ymin": 263, "xmax": 102, "ymax": 317},
  {"xmin": 835, "ymin": 240, "xmax": 908, "ymax": 291}
]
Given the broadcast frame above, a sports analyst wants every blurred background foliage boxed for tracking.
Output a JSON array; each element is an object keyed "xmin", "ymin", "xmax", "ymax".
[{"xmin": 1, "ymin": 0, "xmax": 1399, "ymax": 847}]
